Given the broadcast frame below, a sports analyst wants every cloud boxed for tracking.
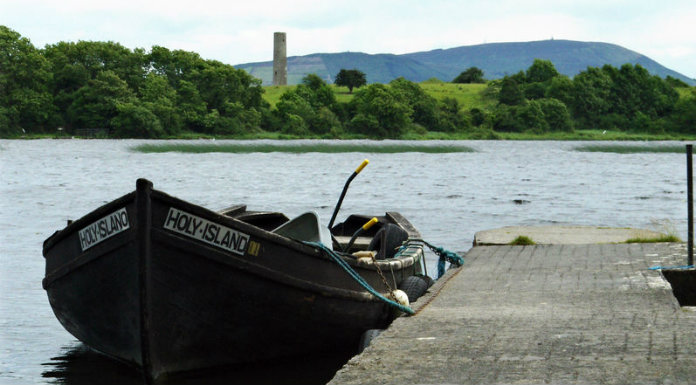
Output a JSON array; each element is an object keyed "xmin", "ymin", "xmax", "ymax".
[{"xmin": 2, "ymin": 0, "xmax": 695, "ymax": 78}]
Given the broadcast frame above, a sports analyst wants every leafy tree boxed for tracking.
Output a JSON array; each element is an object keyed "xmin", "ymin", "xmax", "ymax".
[
  {"xmin": 469, "ymin": 108, "xmax": 486, "ymax": 127},
  {"xmin": 111, "ymin": 102, "xmax": 164, "ymax": 138},
  {"xmin": 452, "ymin": 67, "xmax": 485, "ymax": 84},
  {"xmin": 148, "ymin": 46, "xmax": 207, "ymax": 88},
  {"xmin": 311, "ymin": 107, "xmax": 342, "ymax": 136},
  {"xmin": 348, "ymin": 84, "xmax": 411, "ymax": 138},
  {"xmin": 438, "ymin": 97, "xmax": 469, "ymax": 132},
  {"xmin": 508, "ymin": 70, "xmax": 527, "ymax": 85},
  {"xmin": 0, "ymin": 26, "xmax": 55, "ymax": 134},
  {"xmin": 545, "ymin": 76, "xmax": 574, "ymax": 106},
  {"xmin": 274, "ymin": 74, "xmax": 340, "ymax": 134},
  {"xmin": 50, "ymin": 63, "xmax": 90, "ymax": 121},
  {"xmin": 665, "ymin": 76, "xmax": 690, "ymax": 88},
  {"xmin": 491, "ymin": 105, "xmax": 520, "ymax": 132},
  {"xmin": 197, "ymin": 60, "xmax": 265, "ymax": 114},
  {"xmin": 498, "ymin": 76, "xmax": 524, "ymax": 106},
  {"xmin": 389, "ymin": 77, "xmax": 440, "ymax": 130},
  {"xmin": 523, "ymin": 82, "xmax": 546, "ymax": 100},
  {"xmin": 570, "ymin": 67, "xmax": 612, "ymax": 129},
  {"xmin": 276, "ymin": 91, "xmax": 315, "ymax": 127},
  {"xmin": 537, "ymin": 98, "xmax": 573, "ymax": 132},
  {"xmin": 139, "ymin": 73, "xmax": 182, "ymax": 135},
  {"xmin": 515, "ymin": 101, "xmax": 548, "ymax": 133},
  {"xmin": 176, "ymin": 80, "xmax": 207, "ymax": 131},
  {"xmin": 525, "ymin": 59, "xmax": 559, "ymax": 83},
  {"xmin": 282, "ymin": 113, "xmax": 310, "ymax": 135},
  {"xmin": 596, "ymin": 64, "xmax": 678, "ymax": 129},
  {"xmin": 66, "ymin": 70, "xmax": 135, "ymax": 130},
  {"xmin": 43, "ymin": 40, "xmax": 147, "ymax": 91},
  {"xmin": 334, "ymin": 69, "xmax": 366, "ymax": 93},
  {"xmin": 302, "ymin": 73, "xmax": 327, "ymax": 90},
  {"xmin": 302, "ymin": 73, "xmax": 337, "ymax": 108},
  {"xmin": 668, "ymin": 90, "xmax": 696, "ymax": 134}
]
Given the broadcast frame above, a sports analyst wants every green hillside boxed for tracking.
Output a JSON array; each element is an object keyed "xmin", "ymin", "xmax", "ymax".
[
  {"xmin": 236, "ymin": 40, "xmax": 695, "ymax": 86},
  {"xmin": 262, "ymin": 81, "xmax": 493, "ymax": 109}
]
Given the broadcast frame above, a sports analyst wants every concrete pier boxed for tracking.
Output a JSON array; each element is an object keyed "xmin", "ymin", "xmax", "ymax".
[
  {"xmin": 474, "ymin": 225, "xmax": 668, "ymax": 246},
  {"xmin": 329, "ymin": 236, "xmax": 696, "ymax": 384}
]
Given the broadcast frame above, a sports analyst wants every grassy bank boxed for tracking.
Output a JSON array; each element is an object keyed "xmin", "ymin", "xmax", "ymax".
[
  {"xmin": 131, "ymin": 142, "xmax": 476, "ymax": 154},
  {"xmin": 11, "ymin": 129, "xmax": 696, "ymax": 141}
]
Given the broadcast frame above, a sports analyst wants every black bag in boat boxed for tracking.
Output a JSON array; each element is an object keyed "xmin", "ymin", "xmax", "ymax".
[{"xmin": 368, "ymin": 224, "xmax": 408, "ymax": 259}]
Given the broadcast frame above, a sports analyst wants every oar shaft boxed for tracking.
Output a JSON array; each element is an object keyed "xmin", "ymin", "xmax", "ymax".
[
  {"xmin": 328, "ymin": 173, "xmax": 356, "ymax": 230},
  {"xmin": 328, "ymin": 159, "xmax": 369, "ymax": 230}
]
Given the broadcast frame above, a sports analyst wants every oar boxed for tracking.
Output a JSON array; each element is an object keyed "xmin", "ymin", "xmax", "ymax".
[
  {"xmin": 342, "ymin": 217, "xmax": 378, "ymax": 252},
  {"xmin": 328, "ymin": 159, "xmax": 369, "ymax": 230}
]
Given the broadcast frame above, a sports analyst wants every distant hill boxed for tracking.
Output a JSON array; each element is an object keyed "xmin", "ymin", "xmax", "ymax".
[{"xmin": 236, "ymin": 39, "xmax": 695, "ymax": 86}]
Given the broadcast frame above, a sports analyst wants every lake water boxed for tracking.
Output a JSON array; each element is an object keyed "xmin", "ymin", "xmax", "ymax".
[{"xmin": 0, "ymin": 139, "xmax": 693, "ymax": 384}]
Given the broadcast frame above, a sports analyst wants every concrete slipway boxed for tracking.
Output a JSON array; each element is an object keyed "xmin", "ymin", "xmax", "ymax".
[{"xmin": 328, "ymin": 227, "xmax": 696, "ymax": 385}]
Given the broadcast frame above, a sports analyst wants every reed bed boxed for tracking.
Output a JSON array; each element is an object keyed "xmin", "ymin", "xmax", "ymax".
[
  {"xmin": 132, "ymin": 142, "xmax": 476, "ymax": 154},
  {"xmin": 573, "ymin": 144, "xmax": 691, "ymax": 154}
]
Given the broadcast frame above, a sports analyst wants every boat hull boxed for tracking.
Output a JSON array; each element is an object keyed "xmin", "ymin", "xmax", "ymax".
[{"xmin": 43, "ymin": 179, "xmax": 423, "ymax": 379}]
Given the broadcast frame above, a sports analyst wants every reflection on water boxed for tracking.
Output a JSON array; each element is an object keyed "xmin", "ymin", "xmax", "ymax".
[
  {"xmin": 42, "ymin": 343, "xmax": 354, "ymax": 385},
  {"xmin": 42, "ymin": 344, "xmax": 142, "ymax": 385}
]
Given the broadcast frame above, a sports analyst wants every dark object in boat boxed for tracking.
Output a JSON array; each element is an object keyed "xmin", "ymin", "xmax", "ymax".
[{"xmin": 42, "ymin": 179, "xmax": 426, "ymax": 381}]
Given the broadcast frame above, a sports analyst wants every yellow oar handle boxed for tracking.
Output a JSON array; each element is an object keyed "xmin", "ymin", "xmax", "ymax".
[
  {"xmin": 362, "ymin": 217, "xmax": 379, "ymax": 230},
  {"xmin": 355, "ymin": 159, "xmax": 369, "ymax": 174}
]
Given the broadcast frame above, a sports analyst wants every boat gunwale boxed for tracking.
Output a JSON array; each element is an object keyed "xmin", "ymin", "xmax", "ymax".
[
  {"xmin": 42, "ymin": 191, "xmax": 137, "ymax": 252},
  {"xmin": 42, "ymin": 179, "xmax": 423, "ymax": 298}
]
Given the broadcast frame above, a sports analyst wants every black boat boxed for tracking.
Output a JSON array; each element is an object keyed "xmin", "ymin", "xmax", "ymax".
[{"xmin": 42, "ymin": 175, "xmax": 429, "ymax": 380}]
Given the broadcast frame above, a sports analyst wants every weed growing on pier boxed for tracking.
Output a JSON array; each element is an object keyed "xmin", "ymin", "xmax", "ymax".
[
  {"xmin": 625, "ymin": 235, "xmax": 682, "ymax": 243},
  {"xmin": 509, "ymin": 235, "xmax": 536, "ymax": 245}
]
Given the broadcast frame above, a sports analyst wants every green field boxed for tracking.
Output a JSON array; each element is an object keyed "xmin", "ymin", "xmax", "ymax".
[
  {"xmin": 418, "ymin": 79, "xmax": 494, "ymax": 110},
  {"xmin": 261, "ymin": 81, "xmax": 492, "ymax": 109}
]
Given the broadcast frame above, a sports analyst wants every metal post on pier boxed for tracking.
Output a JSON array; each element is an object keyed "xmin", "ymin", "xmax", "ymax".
[{"xmin": 687, "ymin": 144, "xmax": 693, "ymax": 266}]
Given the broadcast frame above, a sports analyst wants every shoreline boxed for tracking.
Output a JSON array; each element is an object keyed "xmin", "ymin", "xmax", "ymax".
[{"xmin": 5, "ymin": 129, "xmax": 696, "ymax": 142}]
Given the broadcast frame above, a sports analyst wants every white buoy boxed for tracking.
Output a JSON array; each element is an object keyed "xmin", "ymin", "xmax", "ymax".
[{"xmin": 391, "ymin": 289, "xmax": 410, "ymax": 307}]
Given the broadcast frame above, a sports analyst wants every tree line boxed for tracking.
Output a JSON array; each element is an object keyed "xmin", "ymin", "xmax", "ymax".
[
  {"xmin": 471, "ymin": 59, "xmax": 695, "ymax": 135},
  {"xmin": 2, "ymin": 26, "xmax": 695, "ymax": 138},
  {"xmin": 1, "ymin": 26, "xmax": 265, "ymax": 138}
]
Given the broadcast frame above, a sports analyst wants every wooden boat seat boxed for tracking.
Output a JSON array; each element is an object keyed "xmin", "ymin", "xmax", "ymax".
[{"xmin": 332, "ymin": 236, "xmax": 372, "ymax": 252}]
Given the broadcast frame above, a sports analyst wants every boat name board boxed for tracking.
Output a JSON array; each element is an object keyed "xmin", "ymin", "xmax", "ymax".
[
  {"xmin": 78, "ymin": 208, "xmax": 130, "ymax": 251},
  {"xmin": 163, "ymin": 207, "xmax": 250, "ymax": 255}
]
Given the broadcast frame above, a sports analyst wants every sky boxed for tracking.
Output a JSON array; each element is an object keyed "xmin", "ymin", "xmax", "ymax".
[{"xmin": 2, "ymin": 0, "xmax": 695, "ymax": 79}]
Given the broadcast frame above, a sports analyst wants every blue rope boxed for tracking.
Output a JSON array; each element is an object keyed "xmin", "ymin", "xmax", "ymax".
[
  {"xmin": 303, "ymin": 241, "xmax": 415, "ymax": 315},
  {"xmin": 416, "ymin": 240, "xmax": 464, "ymax": 278},
  {"xmin": 648, "ymin": 265, "xmax": 695, "ymax": 270}
]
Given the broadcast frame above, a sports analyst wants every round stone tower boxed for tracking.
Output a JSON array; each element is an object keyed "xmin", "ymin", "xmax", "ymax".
[{"xmin": 273, "ymin": 32, "xmax": 287, "ymax": 86}]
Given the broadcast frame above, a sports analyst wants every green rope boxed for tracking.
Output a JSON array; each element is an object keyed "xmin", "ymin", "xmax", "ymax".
[
  {"xmin": 392, "ymin": 240, "xmax": 464, "ymax": 279},
  {"xmin": 303, "ymin": 241, "xmax": 415, "ymax": 315},
  {"xmin": 412, "ymin": 239, "xmax": 464, "ymax": 279}
]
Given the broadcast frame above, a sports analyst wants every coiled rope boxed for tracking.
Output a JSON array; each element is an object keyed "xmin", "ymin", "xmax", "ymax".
[{"xmin": 303, "ymin": 241, "xmax": 415, "ymax": 315}]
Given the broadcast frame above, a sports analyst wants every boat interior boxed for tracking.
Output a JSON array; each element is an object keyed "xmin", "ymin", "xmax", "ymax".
[{"xmin": 218, "ymin": 205, "xmax": 406, "ymax": 257}]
